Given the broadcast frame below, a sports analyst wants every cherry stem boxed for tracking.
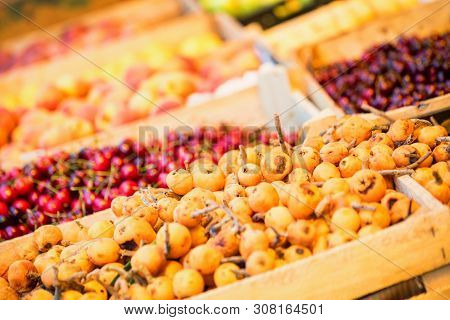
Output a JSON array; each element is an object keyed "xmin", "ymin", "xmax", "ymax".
[
  {"xmin": 406, "ymin": 150, "xmax": 432, "ymax": 169},
  {"xmin": 378, "ymin": 169, "xmax": 415, "ymax": 176},
  {"xmin": 361, "ymin": 103, "xmax": 394, "ymax": 122},
  {"xmin": 274, "ymin": 113, "xmax": 288, "ymax": 154}
]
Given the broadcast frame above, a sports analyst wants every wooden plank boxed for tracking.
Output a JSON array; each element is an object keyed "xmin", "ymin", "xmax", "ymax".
[
  {"xmin": 395, "ymin": 175, "xmax": 446, "ymax": 211},
  {"xmin": 194, "ymin": 206, "xmax": 449, "ymax": 300},
  {"xmin": 411, "ymin": 265, "xmax": 450, "ymax": 300}
]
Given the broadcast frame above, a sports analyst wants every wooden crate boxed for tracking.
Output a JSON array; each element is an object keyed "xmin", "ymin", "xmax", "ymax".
[
  {"xmin": 0, "ymin": 0, "xmax": 182, "ymax": 63},
  {"xmin": 0, "ymin": 13, "xmax": 215, "ymax": 93},
  {"xmin": 262, "ymin": 0, "xmax": 424, "ymax": 59},
  {"xmin": 1, "ymin": 175, "xmax": 448, "ymax": 300},
  {"xmin": 294, "ymin": 0, "xmax": 450, "ymax": 119}
]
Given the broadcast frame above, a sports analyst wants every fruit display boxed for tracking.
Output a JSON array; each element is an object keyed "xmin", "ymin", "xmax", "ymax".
[
  {"xmin": 264, "ymin": 0, "xmax": 420, "ymax": 57},
  {"xmin": 0, "ymin": 34, "xmax": 261, "ymax": 154},
  {"xmin": 313, "ymin": 33, "xmax": 450, "ymax": 113},
  {"xmin": 0, "ymin": 0, "xmax": 180, "ymax": 75},
  {"xmin": 0, "ymin": 125, "xmax": 300, "ymax": 241},
  {"xmin": 4, "ymin": 114, "xmax": 447, "ymax": 300}
]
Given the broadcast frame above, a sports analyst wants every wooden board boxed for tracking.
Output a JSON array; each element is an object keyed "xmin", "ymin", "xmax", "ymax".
[
  {"xmin": 411, "ymin": 265, "xmax": 450, "ymax": 300},
  {"xmin": 295, "ymin": 1, "xmax": 450, "ymax": 118}
]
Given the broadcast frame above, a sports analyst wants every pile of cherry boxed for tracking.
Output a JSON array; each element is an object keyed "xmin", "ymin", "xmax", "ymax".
[
  {"xmin": 314, "ymin": 32, "xmax": 450, "ymax": 113},
  {"xmin": 0, "ymin": 125, "xmax": 299, "ymax": 241}
]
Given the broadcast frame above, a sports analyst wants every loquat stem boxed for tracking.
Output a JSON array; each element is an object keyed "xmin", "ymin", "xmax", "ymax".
[
  {"xmin": 412, "ymin": 119, "xmax": 432, "ymax": 126},
  {"xmin": 221, "ymin": 256, "xmax": 245, "ymax": 265},
  {"xmin": 231, "ymin": 269, "xmax": 249, "ymax": 279},
  {"xmin": 206, "ymin": 217, "xmax": 231, "ymax": 236},
  {"xmin": 274, "ymin": 113, "xmax": 288, "ymax": 154},
  {"xmin": 104, "ymin": 266, "xmax": 129, "ymax": 279},
  {"xmin": 361, "ymin": 103, "xmax": 394, "ymax": 122},
  {"xmin": 406, "ymin": 150, "xmax": 432, "ymax": 169},
  {"xmin": 163, "ymin": 223, "xmax": 171, "ymax": 258},
  {"xmin": 221, "ymin": 201, "xmax": 244, "ymax": 234},
  {"xmin": 191, "ymin": 204, "xmax": 219, "ymax": 218},
  {"xmin": 63, "ymin": 271, "xmax": 87, "ymax": 283},
  {"xmin": 346, "ymin": 139, "xmax": 357, "ymax": 149},
  {"xmin": 371, "ymin": 124, "xmax": 389, "ymax": 132},
  {"xmin": 268, "ymin": 227, "xmax": 285, "ymax": 248},
  {"xmin": 312, "ymin": 181, "xmax": 324, "ymax": 187},
  {"xmin": 378, "ymin": 169, "xmax": 415, "ymax": 176},
  {"xmin": 252, "ymin": 213, "xmax": 265, "ymax": 223},
  {"xmin": 239, "ymin": 145, "xmax": 247, "ymax": 165},
  {"xmin": 120, "ymin": 249, "xmax": 136, "ymax": 257},
  {"xmin": 436, "ymin": 136, "xmax": 450, "ymax": 143},
  {"xmin": 86, "ymin": 269, "xmax": 101, "ymax": 282},
  {"xmin": 352, "ymin": 203, "xmax": 376, "ymax": 211},
  {"xmin": 430, "ymin": 116, "xmax": 439, "ymax": 126},
  {"xmin": 314, "ymin": 195, "xmax": 333, "ymax": 218}
]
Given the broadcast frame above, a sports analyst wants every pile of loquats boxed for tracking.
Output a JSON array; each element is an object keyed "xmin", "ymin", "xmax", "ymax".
[{"xmin": 0, "ymin": 114, "xmax": 448, "ymax": 300}]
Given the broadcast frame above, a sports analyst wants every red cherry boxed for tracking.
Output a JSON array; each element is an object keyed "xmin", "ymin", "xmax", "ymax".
[
  {"xmin": 144, "ymin": 166, "xmax": 159, "ymax": 183},
  {"xmin": 12, "ymin": 199, "xmax": 31, "ymax": 214},
  {"xmin": 0, "ymin": 201, "xmax": 7, "ymax": 217},
  {"xmin": 38, "ymin": 194, "xmax": 52, "ymax": 210},
  {"xmin": 164, "ymin": 161, "xmax": 178, "ymax": 173},
  {"xmin": 45, "ymin": 199, "xmax": 63, "ymax": 214},
  {"xmin": 4, "ymin": 225, "xmax": 21, "ymax": 240},
  {"xmin": 28, "ymin": 191, "xmax": 40, "ymax": 204},
  {"xmin": 0, "ymin": 185, "xmax": 15, "ymax": 203},
  {"xmin": 0, "ymin": 229, "xmax": 6, "ymax": 241},
  {"xmin": 26, "ymin": 211, "xmax": 49, "ymax": 230},
  {"xmin": 93, "ymin": 197, "xmax": 110, "ymax": 212},
  {"xmin": 119, "ymin": 180, "xmax": 138, "ymax": 196},
  {"xmin": 17, "ymin": 224, "xmax": 30, "ymax": 236},
  {"xmin": 14, "ymin": 176, "xmax": 33, "ymax": 195},
  {"xmin": 93, "ymin": 153, "xmax": 111, "ymax": 171},
  {"xmin": 120, "ymin": 163, "xmax": 139, "ymax": 180},
  {"xmin": 56, "ymin": 188, "xmax": 71, "ymax": 205},
  {"xmin": 157, "ymin": 172, "xmax": 168, "ymax": 188},
  {"xmin": 111, "ymin": 156, "xmax": 124, "ymax": 168}
]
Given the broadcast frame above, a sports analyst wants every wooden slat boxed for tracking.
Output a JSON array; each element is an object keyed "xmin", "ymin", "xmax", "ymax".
[
  {"xmin": 412, "ymin": 265, "xmax": 450, "ymax": 300},
  {"xmin": 194, "ymin": 206, "xmax": 449, "ymax": 299}
]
